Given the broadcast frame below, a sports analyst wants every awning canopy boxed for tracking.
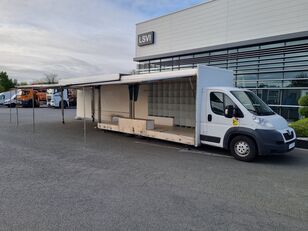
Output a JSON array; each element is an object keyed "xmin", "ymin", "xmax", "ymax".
[{"xmin": 15, "ymin": 69, "xmax": 198, "ymax": 89}]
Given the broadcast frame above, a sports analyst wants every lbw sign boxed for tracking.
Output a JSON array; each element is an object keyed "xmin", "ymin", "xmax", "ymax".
[{"xmin": 138, "ymin": 31, "xmax": 155, "ymax": 46}]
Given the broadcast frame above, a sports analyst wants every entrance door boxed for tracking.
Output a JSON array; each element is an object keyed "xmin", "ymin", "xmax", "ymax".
[{"xmin": 201, "ymin": 90, "xmax": 238, "ymax": 147}]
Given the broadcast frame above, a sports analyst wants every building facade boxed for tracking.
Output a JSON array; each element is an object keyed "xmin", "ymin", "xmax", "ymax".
[{"xmin": 134, "ymin": 0, "xmax": 308, "ymax": 120}]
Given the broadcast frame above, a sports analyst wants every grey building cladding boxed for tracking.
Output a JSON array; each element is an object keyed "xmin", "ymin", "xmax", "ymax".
[{"xmin": 136, "ymin": 36, "xmax": 308, "ymax": 121}]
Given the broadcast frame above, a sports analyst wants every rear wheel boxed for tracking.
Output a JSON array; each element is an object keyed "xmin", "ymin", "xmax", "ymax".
[{"xmin": 230, "ymin": 136, "xmax": 257, "ymax": 162}]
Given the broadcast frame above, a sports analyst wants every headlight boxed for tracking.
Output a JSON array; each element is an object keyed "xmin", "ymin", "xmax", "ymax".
[{"xmin": 252, "ymin": 116, "xmax": 274, "ymax": 128}]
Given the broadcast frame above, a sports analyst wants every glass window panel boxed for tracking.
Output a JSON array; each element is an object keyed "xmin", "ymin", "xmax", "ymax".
[
  {"xmin": 194, "ymin": 52, "xmax": 209, "ymax": 58},
  {"xmin": 259, "ymin": 63, "xmax": 284, "ymax": 68},
  {"xmin": 236, "ymin": 81, "xmax": 257, "ymax": 88},
  {"xmin": 285, "ymin": 52, "xmax": 308, "ymax": 58},
  {"xmin": 180, "ymin": 55, "xmax": 193, "ymax": 59},
  {"xmin": 228, "ymin": 48, "xmax": 238, "ymax": 53},
  {"xmin": 236, "ymin": 74, "xmax": 258, "ymax": 81},
  {"xmin": 283, "ymin": 79, "xmax": 308, "ymax": 87},
  {"xmin": 260, "ymin": 42, "xmax": 285, "ymax": 49},
  {"xmin": 258, "ymin": 89, "xmax": 281, "ymax": 105},
  {"xmin": 260, "ymin": 54, "xmax": 284, "ymax": 60},
  {"xmin": 259, "ymin": 72, "xmax": 283, "ymax": 80},
  {"xmin": 282, "ymin": 89, "xmax": 304, "ymax": 105},
  {"xmin": 236, "ymin": 62, "xmax": 259, "ymax": 67},
  {"xmin": 210, "ymin": 50, "xmax": 227, "ymax": 55},
  {"xmin": 284, "ymin": 61, "xmax": 308, "ymax": 67},
  {"xmin": 285, "ymin": 56, "xmax": 308, "ymax": 62},
  {"xmin": 237, "ymin": 57, "xmax": 259, "ymax": 62},
  {"xmin": 238, "ymin": 46, "xmax": 259, "ymax": 52},
  {"xmin": 284, "ymin": 71, "xmax": 308, "ymax": 79},
  {"xmin": 281, "ymin": 107, "xmax": 299, "ymax": 121},
  {"xmin": 286, "ymin": 39, "xmax": 308, "ymax": 46},
  {"xmin": 236, "ymin": 70, "xmax": 258, "ymax": 74},
  {"xmin": 258, "ymin": 80, "xmax": 282, "ymax": 88}
]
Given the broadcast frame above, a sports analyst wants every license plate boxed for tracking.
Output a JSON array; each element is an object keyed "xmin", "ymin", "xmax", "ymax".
[{"xmin": 289, "ymin": 142, "xmax": 295, "ymax": 149}]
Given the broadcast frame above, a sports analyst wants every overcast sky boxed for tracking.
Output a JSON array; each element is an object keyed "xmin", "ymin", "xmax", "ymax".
[{"xmin": 0, "ymin": 0, "xmax": 203, "ymax": 83}]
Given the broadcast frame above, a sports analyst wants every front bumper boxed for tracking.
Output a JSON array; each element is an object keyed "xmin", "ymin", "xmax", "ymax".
[{"xmin": 255, "ymin": 129, "xmax": 296, "ymax": 155}]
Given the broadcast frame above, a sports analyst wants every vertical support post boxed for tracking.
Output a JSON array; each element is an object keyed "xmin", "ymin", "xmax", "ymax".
[
  {"xmin": 83, "ymin": 87, "xmax": 86, "ymax": 144},
  {"xmin": 61, "ymin": 87, "xmax": 65, "ymax": 124},
  {"xmin": 128, "ymin": 85, "xmax": 133, "ymax": 119},
  {"xmin": 15, "ymin": 88, "xmax": 19, "ymax": 127},
  {"xmin": 91, "ymin": 86, "xmax": 95, "ymax": 122},
  {"xmin": 32, "ymin": 87, "xmax": 35, "ymax": 133},
  {"xmin": 9, "ymin": 90, "xmax": 12, "ymax": 123},
  {"xmin": 98, "ymin": 86, "xmax": 102, "ymax": 123}
]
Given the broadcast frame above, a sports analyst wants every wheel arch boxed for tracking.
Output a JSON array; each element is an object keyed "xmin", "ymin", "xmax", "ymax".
[{"xmin": 223, "ymin": 127, "xmax": 260, "ymax": 153}]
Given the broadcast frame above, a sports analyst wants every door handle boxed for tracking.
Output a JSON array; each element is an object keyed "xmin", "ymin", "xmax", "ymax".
[{"xmin": 208, "ymin": 114, "xmax": 212, "ymax": 122}]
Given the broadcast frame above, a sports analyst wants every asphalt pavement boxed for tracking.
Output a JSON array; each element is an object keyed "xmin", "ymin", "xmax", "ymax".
[{"xmin": 0, "ymin": 108, "xmax": 307, "ymax": 230}]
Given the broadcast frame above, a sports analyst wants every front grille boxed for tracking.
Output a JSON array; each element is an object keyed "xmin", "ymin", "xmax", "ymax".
[{"xmin": 283, "ymin": 131, "xmax": 294, "ymax": 141}]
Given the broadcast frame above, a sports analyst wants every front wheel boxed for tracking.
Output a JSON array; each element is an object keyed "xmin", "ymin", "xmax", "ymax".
[{"xmin": 230, "ymin": 136, "xmax": 257, "ymax": 162}]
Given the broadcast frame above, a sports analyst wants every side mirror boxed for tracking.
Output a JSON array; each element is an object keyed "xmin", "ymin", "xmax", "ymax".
[{"xmin": 224, "ymin": 105, "xmax": 234, "ymax": 118}]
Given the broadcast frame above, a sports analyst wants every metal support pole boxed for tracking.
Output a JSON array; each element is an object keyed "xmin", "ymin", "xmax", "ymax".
[
  {"xmin": 9, "ymin": 90, "xmax": 12, "ymax": 123},
  {"xmin": 98, "ymin": 86, "xmax": 102, "ymax": 123},
  {"xmin": 15, "ymin": 88, "xmax": 19, "ymax": 126},
  {"xmin": 32, "ymin": 87, "xmax": 35, "ymax": 133},
  {"xmin": 61, "ymin": 87, "xmax": 65, "ymax": 124},
  {"xmin": 91, "ymin": 87, "xmax": 95, "ymax": 122},
  {"xmin": 83, "ymin": 87, "xmax": 86, "ymax": 144}
]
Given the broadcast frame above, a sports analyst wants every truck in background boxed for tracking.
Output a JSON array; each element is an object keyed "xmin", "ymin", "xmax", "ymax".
[
  {"xmin": 46, "ymin": 88, "xmax": 69, "ymax": 108},
  {"xmin": 16, "ymin": 89, "xmax": 41, "ymax": 107}
]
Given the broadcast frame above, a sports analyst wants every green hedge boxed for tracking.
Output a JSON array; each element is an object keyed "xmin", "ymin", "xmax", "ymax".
[
  {"xmin": 298, "ymin": 95, "xmax": 308, "ymax": 106},
  {"xmin": 290, "ymin": 118, "xmax": 308, "ymax": 137}
]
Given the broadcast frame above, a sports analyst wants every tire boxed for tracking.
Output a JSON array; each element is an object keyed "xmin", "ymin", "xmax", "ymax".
[{"xmin": 230, "ymin": 136, "xmax": 257, "ymax": 162}]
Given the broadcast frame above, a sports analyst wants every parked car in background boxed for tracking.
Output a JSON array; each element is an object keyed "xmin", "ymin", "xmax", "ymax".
[
  {"xmin": 0, "ymin": 90, "xmax": 15, "ymax": 105},
  {"xmin": 4, "ymin": 94, "xmax": 17, "ymax": 107}
]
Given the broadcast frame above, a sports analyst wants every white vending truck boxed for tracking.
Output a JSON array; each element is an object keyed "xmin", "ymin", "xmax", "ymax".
[{"xmin": 71, "ymin": 65, "xmax": 296, "ymax": 161}]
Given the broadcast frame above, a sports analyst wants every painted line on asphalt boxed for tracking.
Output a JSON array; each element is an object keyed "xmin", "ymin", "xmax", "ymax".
[{"xmin": 179, "ymin": 149, "xmax": 233, "ymax": 158}]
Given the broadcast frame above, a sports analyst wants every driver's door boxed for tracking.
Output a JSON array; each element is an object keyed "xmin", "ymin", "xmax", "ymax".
[{"xmin": 201, "ymin": 91, "xmax": 238, "ymax": 147}]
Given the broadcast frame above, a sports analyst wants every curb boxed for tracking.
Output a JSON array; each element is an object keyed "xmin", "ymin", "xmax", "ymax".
[{"xmin": 296, "ymin": 138, "xmax": 308, "ymax": 149}]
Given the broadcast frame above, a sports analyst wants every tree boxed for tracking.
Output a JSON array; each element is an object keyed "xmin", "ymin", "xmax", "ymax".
[
  {"xmin": 44, "ymin": 73, "xmax": 58, "ymax": 84},
  {"xmin": 0, "ymin": 71, "xmax": 15, "ymax": 92},
  {"xmin": 298, "ymin": 95, "xmax": 308, "ymax": 118}
]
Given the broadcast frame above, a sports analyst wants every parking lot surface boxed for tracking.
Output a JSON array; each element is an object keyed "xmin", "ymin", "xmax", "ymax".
[{"xmin": 0, "ymin": 108, "xmax": 307, "ymax": 230}]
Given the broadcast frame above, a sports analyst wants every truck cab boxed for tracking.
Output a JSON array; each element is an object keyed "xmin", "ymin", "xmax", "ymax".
[
  {"xmin": 46, "ymin": 88, "xmax": 69, "ymax": 108},
  {"xmin": 16, "ymin": 89, "xmax": 40, "ymax": 107},
  {"xmin": 201, "ymin": 87, "xmax": 296, "ymax": 161}
]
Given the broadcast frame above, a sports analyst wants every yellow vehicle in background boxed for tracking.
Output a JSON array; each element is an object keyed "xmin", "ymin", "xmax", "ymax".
[{"xmin": 17, "ymin": 89, "xmax": 46, "ymax": 107}]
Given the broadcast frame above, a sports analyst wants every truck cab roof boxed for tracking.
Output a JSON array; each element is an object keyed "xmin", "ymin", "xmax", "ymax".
[{"xmin": 206, "ymin": 87, "xmax": 251, "ymax": 92}]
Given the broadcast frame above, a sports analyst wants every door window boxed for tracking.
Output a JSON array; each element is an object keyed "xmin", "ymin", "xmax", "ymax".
[
  {"xmin": 210, "ymin": 92, "xmax": 239, "ymax": 116},
  {"xmin": 210, "ymin": 92, "xmax": 224, "ymax": 115}
]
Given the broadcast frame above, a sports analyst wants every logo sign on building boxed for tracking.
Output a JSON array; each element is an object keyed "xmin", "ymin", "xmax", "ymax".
[{"xmin": 138, "ymin": 31, "xmax": 155, "ymax": 47}]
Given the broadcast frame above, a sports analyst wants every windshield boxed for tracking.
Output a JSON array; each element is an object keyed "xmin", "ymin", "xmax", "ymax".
[
  {"xmin": 231, "ymin": 91, "xmax": 275, "ymax": 116},
  {"xmin": 47, "ymin": 89, "xmax": 54, "ymax": 94}
]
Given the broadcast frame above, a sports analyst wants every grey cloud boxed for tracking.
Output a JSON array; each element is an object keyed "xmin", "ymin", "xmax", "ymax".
[{"xmin": 0, "ymin": 0, "xmax": 202, "ymax": 82}]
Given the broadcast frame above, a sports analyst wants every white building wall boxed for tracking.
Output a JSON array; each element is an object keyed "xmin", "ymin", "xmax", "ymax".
[{"xmin": 136, "ymin": 0, "xmax": 308, "ymax": 59}]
